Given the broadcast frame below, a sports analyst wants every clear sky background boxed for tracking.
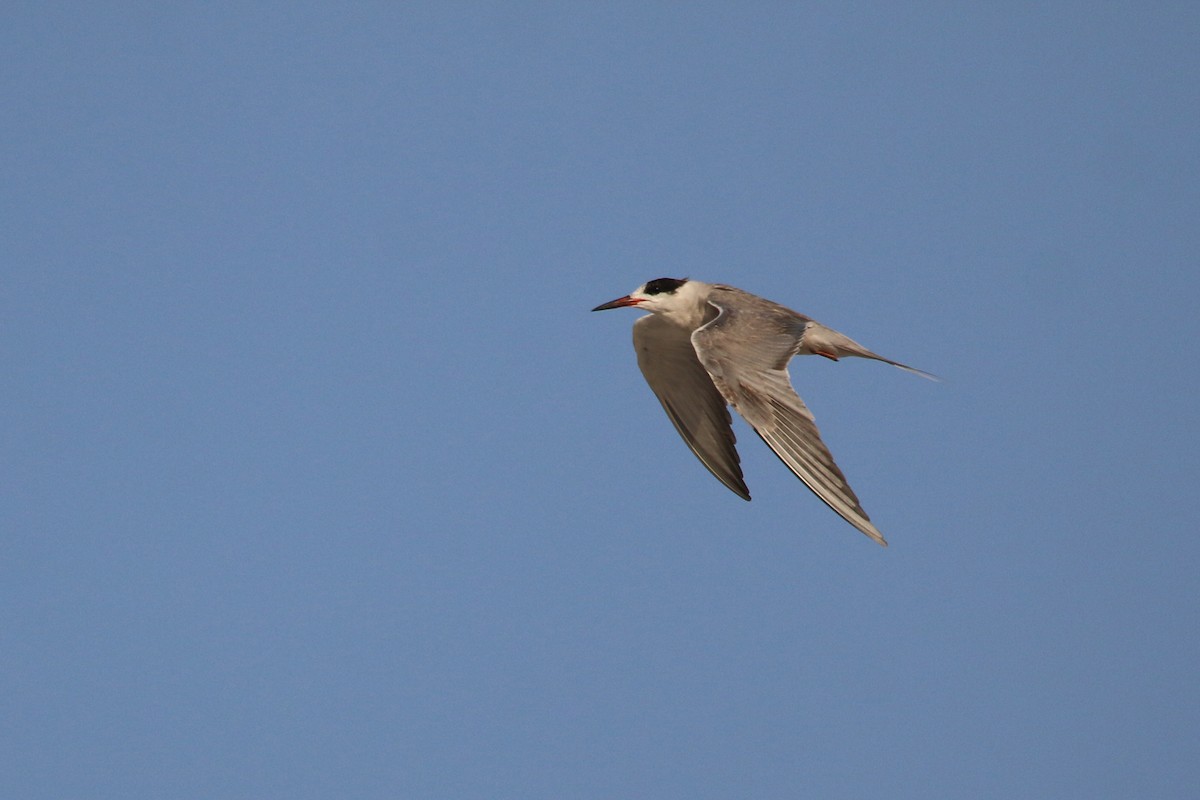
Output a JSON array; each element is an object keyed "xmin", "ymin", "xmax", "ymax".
[{"xmin": 4, "ymin": 4, "xmax": 1198, "ymax": 798}]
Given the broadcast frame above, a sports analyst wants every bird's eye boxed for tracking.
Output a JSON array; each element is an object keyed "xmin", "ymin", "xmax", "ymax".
[{"xmin": 644, "ymin": 278, "xmax": 686, "ymax": 295}]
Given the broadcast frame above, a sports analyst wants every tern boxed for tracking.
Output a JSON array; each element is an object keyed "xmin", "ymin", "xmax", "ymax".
[{"xmin": 592, "ymin": 278, "xmax": 934, "ymax": 546}]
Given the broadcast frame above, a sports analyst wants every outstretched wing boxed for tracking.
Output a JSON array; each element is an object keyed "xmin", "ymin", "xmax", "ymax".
[
  {"xmin": 691, "ymin": 296, "xmax": 887, "ymax": 545},
  {"xmin": 632, "ymin": 314, "xmax": 750, "ymax": 500}
]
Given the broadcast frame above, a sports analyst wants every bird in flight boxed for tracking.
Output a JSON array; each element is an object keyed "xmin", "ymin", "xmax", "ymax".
[{"xmin": 592, "ymin": 278, "xmax": 934, "ymax": 546}]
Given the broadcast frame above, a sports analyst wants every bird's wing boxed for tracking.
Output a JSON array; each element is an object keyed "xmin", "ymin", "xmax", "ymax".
[
  {"xmin": 632, "ymin": 314, "xmax": 750, "ymax": 500},
  {"xmin": 691, "ymin": 299, "xmax": 887, "ymax": 545}
]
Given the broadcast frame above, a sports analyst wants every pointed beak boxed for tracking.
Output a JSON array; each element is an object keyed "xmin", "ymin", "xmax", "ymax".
[{"xmin": 591, "ymin": 295, "xmax": 643, "ymax": 312}]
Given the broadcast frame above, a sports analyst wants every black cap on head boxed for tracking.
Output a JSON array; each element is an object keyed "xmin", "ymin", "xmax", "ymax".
[{"xmin": 643, "ymin": 277, "xmax": 688, "ymax": 295}]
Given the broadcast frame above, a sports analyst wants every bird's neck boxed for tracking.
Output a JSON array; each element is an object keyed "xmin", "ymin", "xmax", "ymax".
[{"xmin": 657, "ymin": 281, "xmax": 715, "ymax": 329}]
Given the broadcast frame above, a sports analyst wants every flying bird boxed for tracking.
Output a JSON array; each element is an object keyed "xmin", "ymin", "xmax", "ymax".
[{"xmin": 592, "ymin": 278, "xmax": 934, "ymax": 546}]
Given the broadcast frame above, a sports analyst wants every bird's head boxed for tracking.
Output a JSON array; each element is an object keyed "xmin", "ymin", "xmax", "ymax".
[{"xmin": 591, "ymin": 278, "xmax": 693, "ymax": 314}]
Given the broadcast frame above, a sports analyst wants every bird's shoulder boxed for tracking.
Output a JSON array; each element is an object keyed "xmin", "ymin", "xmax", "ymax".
[{"xmin": 703, "ymin": 285, "xmax": 811, "ymax": 337}]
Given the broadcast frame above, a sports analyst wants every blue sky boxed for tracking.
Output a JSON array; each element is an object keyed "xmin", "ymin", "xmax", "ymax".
[{"xmin": 3, "ymin": 4, "xmax": 1198, "ymax": 798}]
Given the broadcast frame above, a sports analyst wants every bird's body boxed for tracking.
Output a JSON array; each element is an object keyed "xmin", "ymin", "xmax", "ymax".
[{"xmin": 592, "ymin": 278, "xmax": 933, "ymax": 546}]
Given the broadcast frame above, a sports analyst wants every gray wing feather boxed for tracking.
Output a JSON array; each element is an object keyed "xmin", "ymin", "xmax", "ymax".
[
  {"xmin": 691, "ymin": 292, "xmax": 887, "ymax": 545},
  {"xmin": 632, "ymin": 314, "xmax": 750, "ymax": 500}
]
